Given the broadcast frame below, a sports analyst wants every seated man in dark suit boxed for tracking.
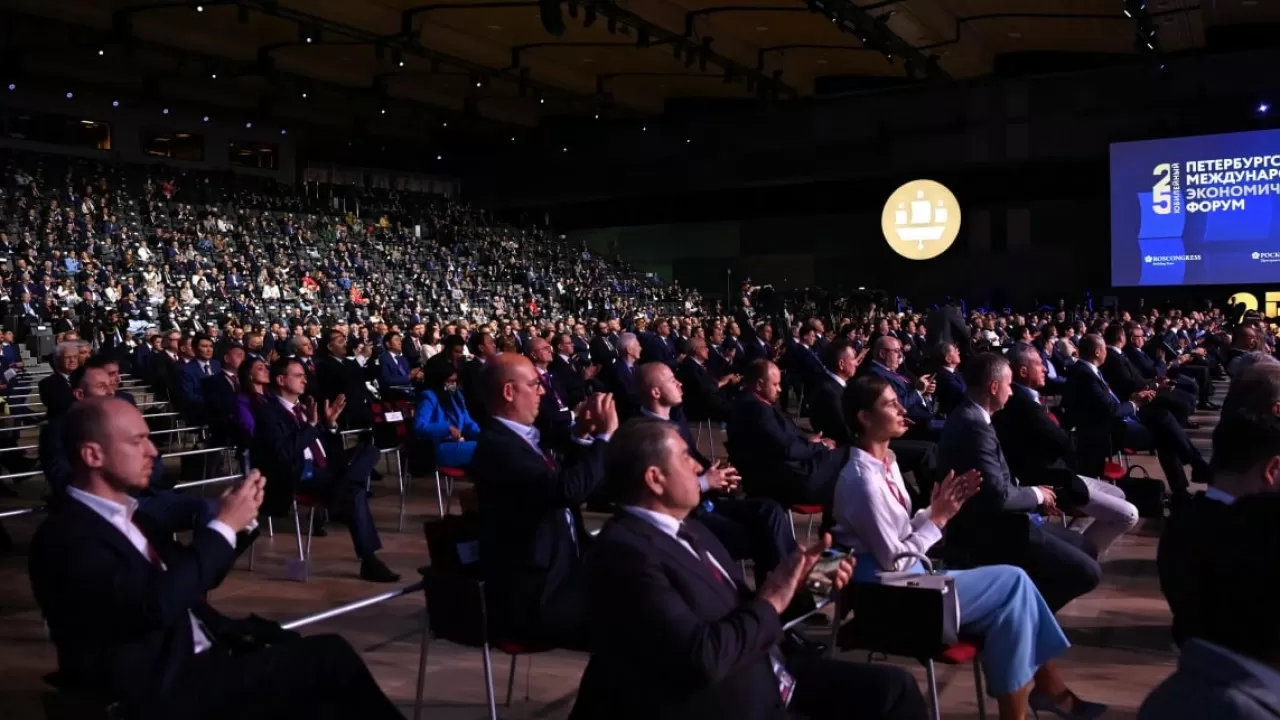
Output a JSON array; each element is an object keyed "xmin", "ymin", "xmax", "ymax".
[
  {"xmin": 640, "ymin": 318, "xmax": 678, "ymax": 368},
  {"xmin": 1141, "ymin": 494, "xmax": 1280, "ymax": 720},
  {"xmin": 177, "ymin": 334, "xmax": 221, "ymax": 424},
  {"xmin": 930, "ymin": 342, "xmax": 967, "ymax": 416},
  {"xmin": 39, "ymin": 341, "xmax": 80, "ymax": 418},
  {"xmin": 634, "ymin": 362, "xmax": 822, "ymax": 650},
  {"xmin": 1101, "ymin": 324, "xmax": 1195, "ymax": 427},
  {"xmin": 202, "ymin": 344, "xmax": 244, "ymax": 445},
  {"xmin": 251, "ymin": 358, "xmax": 398, "ymax": 583},
  {"xmin": 468, "ymin": 353, "xmax": 616, "ymax": 651},
  {"xmin": 676, "ymin": 336, "xmax": 739, "ymax": 423},
  {"xmin": 377, "ymin": 332, "xmax": 417, "ymax": 397},
  {"xmin": 809, "ymin": 339, "xmax": 937, "ymax": 501},
  {"xmin": 1123, "ymin": 324, "xmax": 1214, "ymax": 411},
  {"xmin": 1159, "ymin": 362, "xmax": 1280, "ymax": 648},
  {"xmin": 726, "ymin": 359, "xmax": 848, "ymax": 508},
  {"xmin": 526, "ymin": 337, "xmax": 577, "ymax": 455},
  {"xmin": 995, "ymin": 344, "xmax": 1139, "ymax": 557},
  {"xmin": 552, "ymin": 331, "xmax": 600, "ymax": 407},
  {"xmin": 1064, "ymin": 334, "xmax": 1211, "ymax": 506},
  {"xmin": 937, "ymin": 352, "xmax": 1102, "ymax": 613},
  {"xmin": 28, "ymin": 397, "xmax": 403, "ymax": 720},
  {"xmin": 572, "ymin": 419, "xmax": 926, "ymax": 720},
  {"xmin": 867, "ymin": 335, "xmax": 937, "ymax": 438},
  {"xmin": 604, "ymin": 332, "xmax": 642, "ymax": 421}
]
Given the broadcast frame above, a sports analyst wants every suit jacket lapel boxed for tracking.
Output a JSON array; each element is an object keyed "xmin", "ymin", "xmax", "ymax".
[
  {"xmin": 59, "ymin": 496, "xmax": 156, "ymax": 570},
  {"xmin": 615, "ymin": 512, "xmax": 739, "ymax": 603}
]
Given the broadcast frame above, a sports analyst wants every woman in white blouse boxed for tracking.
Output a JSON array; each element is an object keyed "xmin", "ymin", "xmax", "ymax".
[{"xmin": 831, "ymin": 375, "xmax": 1104, "ymax": 720}]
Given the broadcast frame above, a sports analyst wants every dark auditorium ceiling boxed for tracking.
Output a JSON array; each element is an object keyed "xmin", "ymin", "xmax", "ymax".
[{"xmin": 0, "ymin": 0, "xmax": 1275, "ymax": 130}]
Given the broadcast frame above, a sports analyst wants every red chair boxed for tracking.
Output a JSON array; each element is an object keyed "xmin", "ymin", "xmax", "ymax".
[
  {"xmin": 434, "ymin": 465, "xmax": 466, "ymax": 517},
  {"xmin": 788, "ymin": 504, "xmax": 824, "ymax": 541}
]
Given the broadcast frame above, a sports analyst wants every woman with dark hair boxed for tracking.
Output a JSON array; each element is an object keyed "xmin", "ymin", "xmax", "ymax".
[
  {"xmin": 413, "ymin": 354, "xmax": 481, "ymax": 467},
  {"xmin": 831, "ymin": 375, "xmax": 1101, "ymax": 720},
  {"xmin": 232, "ymin": 356, "xmax": 271, "ymax": 445}
]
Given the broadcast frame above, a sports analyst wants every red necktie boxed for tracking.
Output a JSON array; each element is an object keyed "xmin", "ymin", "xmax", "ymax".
[
  {"xmin": 130, "ymin": 515, "xmax": 164, "ymax": 569},
  {"xmin": 291, "ymin": 405, "xmax": 328, "ymax": 470},
  {"xmin": 677, "ymin": 525, "xmax": 725, "ymax": 584}
]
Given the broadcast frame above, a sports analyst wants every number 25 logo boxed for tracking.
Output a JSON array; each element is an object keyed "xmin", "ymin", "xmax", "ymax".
[{"xmin": 1152, "ymin": 164, "xmax": 1172, "ymax": 215}]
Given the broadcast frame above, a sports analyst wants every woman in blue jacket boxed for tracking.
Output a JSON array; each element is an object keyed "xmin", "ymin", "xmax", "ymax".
[{"xmin": 414, "ymin": 355, "xmax": 481, "ymax": 467}]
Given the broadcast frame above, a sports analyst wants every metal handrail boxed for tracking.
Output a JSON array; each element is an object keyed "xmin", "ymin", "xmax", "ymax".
[
  {"xmin": 0, "ymin": 470, "xmax": 42, "ymax": 482},
  {"xmin": 281, "ymin": 580, "xmax": 425, "ymax": 631},
  {"xmin": 0, "ymin": 472, "xmax": 242, "ymax": 519},
  {"xmin": 0, "ymin": 411, "xmax": 180, "ymax": 433},
  {"xmin": 0, "ymin": 505, "xmax": 43, "ymax": 520},
  {"xmin": 161, "ymin": 446, "xmax": 230, "ymax": 460},
  {"xmin": 148, "ymin": 426, "xmax": 207, "ymax": 437},
  {"xmin": 172, "ymin": 473, "xmax": 241, "ymax": 490}
]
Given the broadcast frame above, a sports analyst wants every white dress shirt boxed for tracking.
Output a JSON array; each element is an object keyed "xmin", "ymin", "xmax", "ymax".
[
  {"xmin": 830, "ymin": 448, "xmax": 942, "ymax": 572},
  {"xmin": 621, "ymin": 505, "xmax": 735, "ymax": 589},
  {"xmin": 67, "ymin": 486, "xmax": 235, "ymax": 654}
]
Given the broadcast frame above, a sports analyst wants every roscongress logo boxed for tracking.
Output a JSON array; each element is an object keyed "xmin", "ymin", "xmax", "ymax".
[
  {"xmin": 881, "ymin": 179, "xmax": 962, "ymax": 261},
  {"xmin": 1143, "ymin": 254, "xmax": 1202, "ymax": 267},
  {"xmin": 1252, "ymin": 251, "xmax": 1280, "ymax": 264}
]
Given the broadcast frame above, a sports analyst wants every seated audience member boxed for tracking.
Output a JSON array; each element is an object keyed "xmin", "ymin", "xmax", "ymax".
[
  {"xmin": 604, "ymin": 331, "xmax": 642, "ymax": 420},
  {"xmin": 868, "ymin": 335, "xmax": 936, "ymax": 435},
  {"xmin": 551, "ymin": 331, "xmax": 599, "ymax": 407},
  {"xmin": 81, "ymin": 354, "xmax": 135, "ymax": 406},
  {"xmin": 1063, "ymin": 334, "xmax": 1210, "ymax": 506},
  {"xmin": 676, "ymin": 336, "xmax": 739, "ymax": 423},
  {"xmin": 231, "ymin": 356, "xmax": 271, "ymax": 445},
  {"xmin": 1140, "ymin": 494, "xmax": 1280, "ymax": 720},
  {"xmin": 832, "ymin": 376, "xmax": 1105, "ymax": 720},
  {"xmin": 28, "ymin": 397, "xmax": 404, "ymax": 720},
  {"xmin": 177, "ymin": 334, "xmax": 221, "ymax": 423},
  {"xmin": 938, "ymin": 353, "xmax": 1102, "ymax": 614},
  {"xmin": 468, "ymin": 353, "xmax": 615, "ymax": 651},
  {"xmin": 202, "ymin": 344, "xmax": 244, "ymax": 445},
  {"xmin": 251, "ymin": 358, "xmax": 399, "ymax": 583},
  {"xmin": 1101, "ymin": 324, "xmax": 1196, "ymax": 427},
  {"xmin": 994, "ymin": 344, "xmax": 1139, "ymax": 557},
  {"xmin": 726, "ymin": 359, "xmax": 849, "ymax": 507},
  {"xmin": 634, "ymin": 362, "xmax": 821, "ymax": 650},
  {"xmin": 1124, "ymin": 324, "xmax": 1216, "ymax": 411},
  {"xmin": 40, "ymin": 364, "xmax": 218, "ymax": 533},
  {"xmin": 377, "ymin": 331, "xmax": 417, "ymax": 396},
  {"xmin": 316, "ymin": 329, "xmax": 375, "ymax": 430},
  {"xmin": 39, "ymin": 341, "xmax": 80, "ymax": 417},
  {"xmin": 525, "ymin": 336, "xmax": 576, "ymax": 454},
  {"xmin": 1159, "ymin": 362, "xmax": 1280, "ymax": 648},
  {"xmin": 572, "ymin": 419, "xmax": 927, "ymax": 720},
  {"xmin": 930, "ymin": 342, "xmax": 967, "ymax": 416},
  {"xmin": 413, "ymin": 354, "xmax": 481, "ymax": 467}
]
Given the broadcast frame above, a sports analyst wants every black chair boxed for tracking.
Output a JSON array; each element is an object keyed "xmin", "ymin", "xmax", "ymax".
[{"xmin": 412, "ymin": 515, "xmax": 551, "ymax": 720}]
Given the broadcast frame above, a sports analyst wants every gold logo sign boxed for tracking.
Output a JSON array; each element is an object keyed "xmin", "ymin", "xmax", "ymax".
[
  {"xmin": 881, "ymin": 179, "xmax": 962, "ymax": 260},
  {"xmin": 1230, "ymin": 291, "xmax": 1280, "ymax": 318}
]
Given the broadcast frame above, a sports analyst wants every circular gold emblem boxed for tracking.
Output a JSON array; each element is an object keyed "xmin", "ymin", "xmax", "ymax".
[{"xmin": 881, "ymin": 180, "xmax": 962, "ymax": 260}]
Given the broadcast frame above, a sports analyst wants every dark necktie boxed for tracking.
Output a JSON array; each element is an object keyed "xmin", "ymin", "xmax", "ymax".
[
  {"xmin": 291, "ymin": 405, "xmax": 328, "ymax": 470},
  {"xmin": 130, "ymin": 515, "xmax": 164, "ymax": 569},
  {"xmin": 676, "ymin": 524, "xmax": 725, "ymax": 584},
  {"xmin": 202, "ymin": 363, "xmax": 211, "ymax": 377}
]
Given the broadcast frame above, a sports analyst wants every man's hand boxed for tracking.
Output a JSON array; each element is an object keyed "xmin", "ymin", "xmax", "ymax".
[
  {"xmin": 760, "ymin": 533, "xmax": 840, "ymax": 615},
  {"xmin": 300, "ymin": 396, "xmax": 319, "ymax": 425},
  {"xmin": 324, "ymin": 394, "xmax": 346, "ymax": 426},
  {"xmin": 1036, "ymin": 485, "xmax": 1058, "ymax": 513},
  {"xmin": 448, "ymin": 425, "xmax": 463, "ymax": 441},
  {"xmin": 810, "ymin": 431, "xmax": 826, "ymax": 444},
  {"xmin": 583, "ymin": 364, "xmax": 601, "ymax": 381},
  {"xmin": 704, "ymin": 462, "xmax": 741, "ymax": 492},
  {"xmin": 216, "ymin": 470, "xmax": 266, "ymax": 533},
  {"xmin": 915, "ymin": 374, "xmax": 933, "ymax": 393},
  {"xmin": 1129, "ymin": 389, "xmax": 1154, "ymax": 406}
]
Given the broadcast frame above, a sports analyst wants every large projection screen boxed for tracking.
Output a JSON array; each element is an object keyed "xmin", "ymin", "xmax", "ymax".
[{"xmin": 1110, "ymin": 130, "xmax": 1280, "ymax": 287}]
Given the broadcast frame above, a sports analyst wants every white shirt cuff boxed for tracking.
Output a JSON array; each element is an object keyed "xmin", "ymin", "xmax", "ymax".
[
  {"xmin": 698, "ymin": 474, "xmax": 710, "ymax": 493},
  {"xmin": 1031, "ymin": 486, "xmax": 1045, "ymax": 505},
  {"xmin": 206, "ymin": 520, "xmax": 238, "ymax": 548}
]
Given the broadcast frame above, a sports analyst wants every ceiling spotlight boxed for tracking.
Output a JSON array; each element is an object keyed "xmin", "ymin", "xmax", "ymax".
[
  {"xmin": 202, "ymin": 115, "xmax": 210, "ymax": 122},
  {"xmin": 476, "ymin": 81, "xmax": 482, "ymax": 87},
  {"xmin": 305, "ymin": 36, "xmax": 312, "ymax": 43},
  {"xmin": 540, "ymin": 98, "xmax": 546, "ymax": 104},
  {"xmin": 642, "ymin": 126, "xmax": 647, "ymax": 132},
  {"xmin": 280, "ymin": 128, "xmax": 288, "ymax": 135},
  {"xmin": 510, "ymin": 136, "xmax": 515, "ymax": 142},
  {"xmin": 594, "ymin": 113, "xmax": 599, "ymax": 119},
  {"xmin": 98, "ymin": 49, "xmax": 105, "ymax": 56},
  {"xmin": 162, "ymin": 108, "xmax": 169, "ymax": 115},
  {"xmin": 65, "ymin": 91, "xmax": 74, "ymax": 99},
  {"xmin": 112, "ymin": 100, "xmax": 120, "ymax": 108},
  {"xmin": 196, "ymin": 4, "xmax": 203, "ymax": 11},
  {"xmin": 562, "ymin": 147, "xmax": 568, "ymax": 152},
  {"xmin": 398, "ymin": 60, "xmax": 405, "ymax": 67},
  {"xmin": 442, "ymin": 122, "xmax": 448, "ymax": 127},
  {"xmin": 1123, "ymin": 9, "xmax": 1132, "ymax": 17},
  {"xmin": 1260, "ymin": 102, "xmax": 1271, "ymax": 114},
  {"xmin": 380, "ymin": 108, "xmax": 386, "ymax": 114},
  {"xmin": 211, "ymin": 73, "xmax": 218, "ymax": 79},
  {"xmin": 245, "ymin": 121, "xmax": 252, "ymax": 128},
  {"xmin": 436, "ymin": 155, "xmax": 442, "ymax": 160},
  {"xmin": 6, "ymin": 84, "xmax": 14, "ymax": 91},
  {"xmin": 302, "ymin": 92, "xmax": 308, "ymax": 98}
]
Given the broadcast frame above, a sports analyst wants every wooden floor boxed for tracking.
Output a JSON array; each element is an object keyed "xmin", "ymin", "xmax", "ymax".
[{"xmin": 0, "ymin": 386, "xmax": 1223, "ymax": 719}]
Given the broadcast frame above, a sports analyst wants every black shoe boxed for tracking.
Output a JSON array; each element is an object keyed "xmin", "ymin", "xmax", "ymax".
[
  {"xmin": 370, "ymin": 470, "xmax": 385, "ymax": 483},
  {"xmin": 1183, "ymin": 420, "xmax": 1201, "ymax": 431},
  {"xmin": 1197, "ymin": 401, "xmax": 1220, "ymax": 411},
  {"xmin": 780, "ymin": 630, "xmax": 827, "ymax": 657},
  {"xmin": 360, "ymin": 555, "xmax": 401, "ymax": 583}
]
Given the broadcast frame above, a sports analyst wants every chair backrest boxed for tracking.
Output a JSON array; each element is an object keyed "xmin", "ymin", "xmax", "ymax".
[{"xmin": 421, "ymin": 513, "xmax": 490, "ymax": 647}]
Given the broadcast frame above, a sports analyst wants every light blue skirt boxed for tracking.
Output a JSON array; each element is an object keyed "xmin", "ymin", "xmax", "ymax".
[{"xmin": 854, "ymin": 555, "xmax": 1069, "ymax": 696}]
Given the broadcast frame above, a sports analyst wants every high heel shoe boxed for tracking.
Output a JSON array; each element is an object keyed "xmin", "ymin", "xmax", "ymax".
[{"xmin": 1028, "ymin": 690, "xmax": 1108, "ymax": 719}]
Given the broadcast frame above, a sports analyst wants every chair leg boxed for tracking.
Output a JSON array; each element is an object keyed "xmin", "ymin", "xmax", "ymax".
[
  {"xmin": 787, "ymin": 509, "xmax": 797, "ymax": 540},
  {"xmin": 305, "ymin": 506, "xmax": 315, "ymax": 558},
  {"xmin": 925, "ymin": 658, "xmax": 941, "ymax": 720},
  {"xmin": 247, "ymin": 537, "xmax": 256, "ymax": 572},
  {"xmin": 481, "ymin": 642, "xmax": 499, "ymax": 720},
  {"xmin": 292, "ymin": 501, "xmax": 304, "ymax": 561},
  {"xmin": 505, "ymin": 655, "xmax": 518, "ymax": 707},
  {"xmin": 806, "ymin": 514, "xmax": 816, "ymax": 542},
  {"xmin": 413, "ymin": 607, "xmax": 431, "ymax": 720},
  {"xmin": 396, "ymin": 448, "xmax": 405, "ymax": 532},
  {"xmin": 973, "ymin": 660, "xmax": 987, "ymax": 719},
  {"xmin": 695, "ymin": 420, "xmax": 706, "ymax": 454},
  {"xmin": 434, "ymin": 470, "xmax": 446, "ymax": 518},
  {"xmin": 525, "ymin": 655, "xmax": 533, "ymax": 701},
  {"xmin": 707, "ymin": 421, "xmax": 717, "ymax": 462}
]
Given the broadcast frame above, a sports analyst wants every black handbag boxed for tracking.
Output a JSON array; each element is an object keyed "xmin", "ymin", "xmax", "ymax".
[{"xmin": 837, "ymin": 552, "xmax": 960, "ymax": 657}]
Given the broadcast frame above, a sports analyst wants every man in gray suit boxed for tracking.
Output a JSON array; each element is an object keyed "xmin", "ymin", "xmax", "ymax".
[
  {"xmin": 1140, "ymin": 493, "xmax": 1280, "ymax": 720},
  {"xmin": 936, "ymin": 352, "xmax": 1101, "ymax": 613}
]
